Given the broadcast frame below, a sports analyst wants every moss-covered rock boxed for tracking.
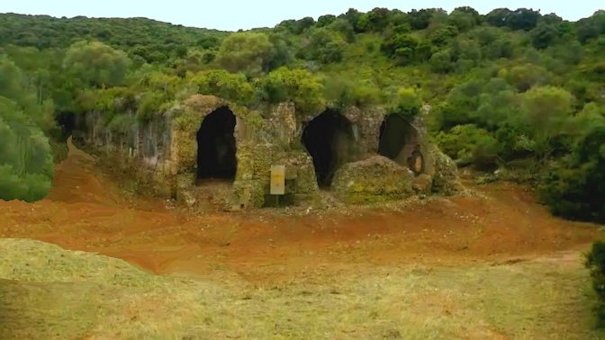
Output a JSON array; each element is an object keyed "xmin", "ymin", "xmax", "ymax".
[
  {"xmin": 332, "ymin": 156, "xmax": 414, "ymax": 204},
  {"xmin": 430, "ymin": 145, "xmax": 464, "ymax": 196},
  {"xmin": 275, "ymin": 151, "xmax": 320, "ymax": 204},
  {"xmin": 412, "ymin": 174, "xmax": 433, "ymax": 194},
  {"xmin": 76, "ymin": 95, "xmax": 462, "ymax": 210}
]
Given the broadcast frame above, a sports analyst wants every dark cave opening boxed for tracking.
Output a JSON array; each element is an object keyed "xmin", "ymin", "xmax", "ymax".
[
  {"xmin": 378, "ymin": 114, "xmax": 423, "ymax": 174},
  {"xmin": 196, "ymin": 106, "xmax": 237, "ymax": 181},
  {"xmin": 302, "ymin": 109, "xmax": 355, "ymax": 188},
  {"xmin": 55, "ymin": 112, "xmax": 76, "ymax": 141}
]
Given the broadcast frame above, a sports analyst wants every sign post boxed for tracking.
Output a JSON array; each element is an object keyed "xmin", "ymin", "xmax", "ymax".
[{"xmin": 270, "ymin": 165, "xmax": 286, "ymax": 195}]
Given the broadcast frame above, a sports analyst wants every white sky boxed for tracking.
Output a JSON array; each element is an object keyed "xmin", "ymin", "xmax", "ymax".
[{"xmin": 0, "ymin": 1, "xmax": 603, "ymax": 31}]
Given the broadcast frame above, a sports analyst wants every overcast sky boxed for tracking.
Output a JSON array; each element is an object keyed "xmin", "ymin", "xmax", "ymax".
[{"xmin": 1, "ymin": 1, "xmax": 603, "ymax": 31}]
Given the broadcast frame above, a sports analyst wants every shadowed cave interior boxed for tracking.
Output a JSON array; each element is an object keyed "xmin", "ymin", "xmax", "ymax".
[
  {"xmin": 196, "ymin": 106, "xmax": 237, "ymax": 181},
  {"xmin": 302, "ymin": 109, "xmax": 355, "ymax": 188},
  {"xmin": 378, "ymin": 114, "xmax": 423, "ymax": 174}
]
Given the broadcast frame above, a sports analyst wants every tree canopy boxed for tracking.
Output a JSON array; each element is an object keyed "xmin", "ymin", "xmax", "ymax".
[{"xmin": 0, "ymin": 7, "xmax": 604, "ymax": 222}]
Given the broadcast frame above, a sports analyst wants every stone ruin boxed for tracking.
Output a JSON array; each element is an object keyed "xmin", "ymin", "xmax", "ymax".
[{"xmin": 73, "ymin": 94, "xmax": 462, "ymax": 210}]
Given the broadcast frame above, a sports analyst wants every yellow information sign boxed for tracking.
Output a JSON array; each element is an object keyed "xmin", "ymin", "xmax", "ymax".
[{"xmin": 270, "ymin": 165, "xmax": 286, "ymax": 195}]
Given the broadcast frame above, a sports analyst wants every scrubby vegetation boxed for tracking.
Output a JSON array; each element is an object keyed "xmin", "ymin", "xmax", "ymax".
[
  {"xmin": 0, "ymin": 9, "xmax": 603, "ymax": 222},
  {"xmin": 586, "ymin": 242, "xmax": 605, "ymax": 327}
]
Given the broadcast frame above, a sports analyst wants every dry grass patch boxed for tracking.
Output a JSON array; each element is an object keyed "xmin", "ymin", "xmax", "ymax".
[{"xmin": 0, "ymin": 239, "xmax": 603, "ymax": 339}]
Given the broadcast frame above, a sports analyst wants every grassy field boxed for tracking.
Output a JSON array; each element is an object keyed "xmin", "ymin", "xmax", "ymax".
[{"xmin": 1, "ymin": 238, "xmax": 602, "ymax": 339}]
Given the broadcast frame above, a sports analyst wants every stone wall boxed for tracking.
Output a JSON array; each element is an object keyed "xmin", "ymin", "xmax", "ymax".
[{"xmin": 74, "ymin": 96, "xmax": 461, "ymax": 210}]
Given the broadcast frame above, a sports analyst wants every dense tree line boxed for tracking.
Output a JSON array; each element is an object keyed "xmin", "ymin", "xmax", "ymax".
[{"xmin": 0, "ymin": 8, "xmax": 604, "ymax": 223}]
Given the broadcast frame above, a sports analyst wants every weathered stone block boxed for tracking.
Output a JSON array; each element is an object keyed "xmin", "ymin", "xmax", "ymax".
[
  {"xmin": 430, "ymin": 146, "xmax": 464, "ymax": 196},
  {"xmin": 332, "ymin": 156, "xmax": 414, "ymax": 204}
]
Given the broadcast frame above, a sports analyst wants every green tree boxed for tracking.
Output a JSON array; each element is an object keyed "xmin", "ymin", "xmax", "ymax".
[
  {"xmin": 63, "ymin": 41, "xmax": 131, "ymax": 88},
  {"xmin": 323, "ymin": 77, "xmax": 382, "ymax": 109},
  {"xmin": 436, "ymin": 124, "xmax": 501, "ymax": 168},
  {"xmin": 303, "ymin": 28, "xmax": 346, "ymax": 64},
  {"xmin": 430, "ymin": 49, "xmax": 454, "ymax": 73},
  {"xmin": 585, "ymin": 241, "xmax": 605, "ymax": 326},
  {"xmin": 381, "ymin": 33, "xmax": 422, "ymax": 65},
  {"xmin": 261, "ymin": 68, "xmax": 325, "ymax": 115},
  {"xmin": 189, "ymin": 69, "xmax": 256, "ymax": 106},
  {"xmin": 449, "ymin": 6, "xmax": 481, "ymax": 32},
  {"xmin": 0, "ymin": 97, "xmax": 54, "ymax": 202},
  {"xmin": 216, "ymin": 32, "xmax": 274, "ymax": 75},
  {"xmin": 539, "ymin": 126, "xmax": 605, "ymax": 222},
  {"xmin": 520, "ymin": 86, "xmax": 575, "ymax": 158},
  {"xmin": 531, "ymin": 24, "xmax": 560, "ymax": 49},
  {"xmin": 499, "ymin": 63, "xmax": 551, "ymax": 92}
]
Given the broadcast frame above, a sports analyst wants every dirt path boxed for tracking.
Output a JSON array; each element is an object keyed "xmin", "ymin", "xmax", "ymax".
[{"xmin": 0, "ymin": 140, "xmax": 601, "ymax": 282}]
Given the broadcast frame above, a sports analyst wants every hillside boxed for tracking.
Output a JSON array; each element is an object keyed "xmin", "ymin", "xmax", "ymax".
[
  {"xmin": 0, "ymin": 7, "xmax": 604, "ymax": 218},
  {"xmin": 1, "ymin": 6, "xmax": 605, "ymax": 336}
]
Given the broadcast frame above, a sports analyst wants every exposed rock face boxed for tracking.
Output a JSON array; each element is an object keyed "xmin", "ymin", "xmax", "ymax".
[
  {"xmin": 429, "ymin": 145, "xmax": 464, "ymax": 196},
  {"xmin": 74, "ymin": 95, "xmax": 462, "ymax": 209},
  {"xmin": 412, "ymin": 174, "xmax": 433, "ymax": 195},
  {"xmin": 332, "ymin": 156, "xmax": 414, "ymax": 204}
]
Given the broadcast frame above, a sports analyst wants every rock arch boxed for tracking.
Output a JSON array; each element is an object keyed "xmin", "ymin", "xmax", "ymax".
[
  {"xmin": 301, "ymin": 109, "xmax": 355, "ymax": 187},
  {"xmin": 196, "ymin": 106, "xmax": 237, "ymax": 181},
  {"xmin": 378, "ymin": 114, "xmax": 424, "ymax": 175}
]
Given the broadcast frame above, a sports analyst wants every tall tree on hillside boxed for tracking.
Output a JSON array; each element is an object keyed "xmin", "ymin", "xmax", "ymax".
[
  {"xmin": 63, "ymin": 41, "xmax": 131, "ymax": 88},
  {"xmin": 216, "ymin": 32, "xmax": 275, "ymax": 76}
]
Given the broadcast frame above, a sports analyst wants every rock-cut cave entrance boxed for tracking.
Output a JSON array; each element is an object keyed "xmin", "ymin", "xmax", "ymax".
[
  {"xmin": 196, "ymin": 106, "xmax": 237, "ymax": 182},
  {"xmin": 378, "ymin": 114, "xmax": 423, "ymax": 175},
  {"xmin": 302, "ymin": 109, "xmax": 355, "ymax": 188}
]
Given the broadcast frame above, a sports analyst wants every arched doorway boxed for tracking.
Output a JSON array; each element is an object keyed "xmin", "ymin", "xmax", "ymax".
[
  {"xmin": 56, "ymin": 112, "xmax": 76, "ymax": 141},
  {"xmin": 302, "ymin": 109, "xmax": 355, "ymax": 187},
  {"xmin": 196, "ymin": 106, "xmax": 237, "ymax": 181},
  {"xmin": 378, "ymin": 114, "xmax": 423, "ymax": 175}
]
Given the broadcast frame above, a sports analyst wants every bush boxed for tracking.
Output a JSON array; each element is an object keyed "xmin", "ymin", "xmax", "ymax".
[
  {"xmin": 539, "ymin": 126, "xmax": 605, "ymax": 222},
  {"xmin": 136, "ymin": 91, "xmax": 166, "ymax": 120},
  {"xmin": 586, "ymin": 241, "xmax": 605, "ymax": 327},
  {"xmin": 436, "ymin": 124, "xmax": 501, "ymax": 168},
  {"xmin": 189, "ymin": 70, "xmax": 256, "ymax": 106},
  {"xmin": 216, "ymin": 32, "xmax": 274, "ymax": 75},
  {"xmin": 430, "ymin": 50, "xmax": 454, "ymax": 73},
  {"xmin": 323, "ymin": 77, "xmax": 382, "ymax": 109},
  {"xmin": 303, "ymin": 28, "xmax": 346, "ymax": 64},
  {"xmin": 387, "ymin": 87, "xmax": 422, "ymax": 120},
  {"xmin": 261, "ymin": 68, "xmax": 325, "ymax": 115},
  {"xmin": 380, "ymin": 33, "xmax": 421, "ymax": 65},
  {"xmin": 0, "ymin": 98, "xmax": 54, "ymax": 202}
]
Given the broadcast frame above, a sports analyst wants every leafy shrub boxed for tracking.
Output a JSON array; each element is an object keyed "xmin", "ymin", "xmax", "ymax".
[
  {"xmin": 539, "ymin": 126, "xmax": 605, "ymax": 222},
  {"xmin": 136, "ymin": 91, "xmax": 166, "ymax": 120},
  {"xmin": 380, "ymin": 33, "xmax": 421, "ymax": 65},
  {"xmin": 216, "ymin": 32, "xmax": 274, "ymax": 75},
  {"xmin": 63, "ymin": 41, "xmax": 131, "ymax": 88},
  {"xmin": 302, "ymin": 28, "xmax": 347, "ymax": 64},
  {"xmin": 323, "ymin": 77, "xmax": 382, "ymax": 109},
  {"xmin": 387, "ymin": 87, "xmax": 422, "ymax": 120},
  {"xmin": 585, "ymin": 241, "xmax": 605, "ymax": 327},
  {"xmin": 430, "ymin": 49, "xmax": 454, "ymax": 73},
  {"xmin": 260, "ymin": 68, "xmax": 325, "ymax": 115},
  {"xmin": 0, "ymin": 98, "xmax": 54, "ymax": 202},
  {"xmin": 436, "ymin": 124, "xmax": 501, "ymax": 168},
  {"xmin": 189, "ymin": 69, "xmax": 256, "ymax": 106}
]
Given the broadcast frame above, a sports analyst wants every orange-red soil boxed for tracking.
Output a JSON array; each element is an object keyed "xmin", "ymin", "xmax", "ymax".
[{"xmin": 0, "ymin": 144, "xmax": 600, "ymax": 282}]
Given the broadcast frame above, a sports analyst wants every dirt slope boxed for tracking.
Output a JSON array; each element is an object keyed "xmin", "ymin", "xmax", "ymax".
[
  {"xmin": 1, "ymin": 142, "xmax": 604, "ymax": 338},
  {"xmin": 0, "ymin": 140, "xmax": 599, "ymax": 280}
]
